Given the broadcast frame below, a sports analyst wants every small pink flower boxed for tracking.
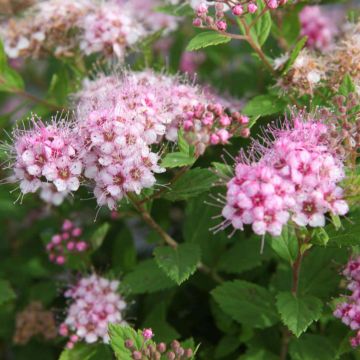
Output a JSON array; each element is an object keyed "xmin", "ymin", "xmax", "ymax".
[{"xmin": 142, "ymin": 328, "xmax": 154, "ymax": 340}]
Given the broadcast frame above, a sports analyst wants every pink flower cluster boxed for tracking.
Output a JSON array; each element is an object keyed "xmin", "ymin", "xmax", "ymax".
[
  {"xmin": 7, "ymin": 70, "xmax": 246, "ymax": 209},
  {"xmin": 334, "ymin": 257, "xmax": 360, "ymax": 348},
  {"xmin": 193, "ymin": 0, "xmax": 287, "ymax": 31},
  {"xmin": 45, "ymin": 220, "xmax": 88, "ymax": 265},
  {"xmin": 59, "ymin": 274, "xmax": 127, "ymax": 348},
  {"xmin": 299, "ymin": 6, "xmax": 338, "ymax": 51},
  {"xmin": 9, "ymin": 116, "xmax": 82, "ymax": 204},
  {"xmin": 221, "ymin": 114, "xmax": 348, "ymax": 237}
]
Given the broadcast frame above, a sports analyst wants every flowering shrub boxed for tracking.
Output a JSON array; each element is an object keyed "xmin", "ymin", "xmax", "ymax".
[{"xmin": 0, "ymin": 1, "xmax": 359, "ymax": 360}]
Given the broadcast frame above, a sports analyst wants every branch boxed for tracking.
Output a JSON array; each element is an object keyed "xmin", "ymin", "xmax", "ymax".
[{"xmin": 128, "ymin": 193, "xmax": 224, "ymax": 284}]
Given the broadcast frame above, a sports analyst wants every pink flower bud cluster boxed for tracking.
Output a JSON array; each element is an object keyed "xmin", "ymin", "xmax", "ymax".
[
  {"xmin": 45, "ymin": 219, "xmax": 88, "ymax": 265},
  {"xmin": 334, "ymin": 257, "xmax": 360, "ymax": 348},
  {"xmin": 221, "ymin": 114, "xmax": 348, "ymax": 237},
  {"xmin": 59, "ymin": 274, "xmax": 127, "ymax": 348},
  {"xmin": 8, "ymin": 116, "xmax": 82, "ymax": 204},
  {"xmin": 193, "ymin": 0, "xmax": 286, "ymax": 31},
  {"xmin": 299, "ymin": 6, "xmax": 338, "ymax": 51}
]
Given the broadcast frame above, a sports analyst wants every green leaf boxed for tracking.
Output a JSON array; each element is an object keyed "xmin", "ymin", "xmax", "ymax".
[
  {"xmin": 0, "ymin": 279, "xmax": 16, "ymax": 306},
  {"xmin": 269, "ymin": 225, "xmax": 298, "ymax": 264},
  {"xmin": 326, "ymin": 209, "xmax": 360, "ymax": 247},
  {"xmin": 311, "ymin": 228, "xmax": 329, "ymax": 246},
  {"xmin": 156, "ymin": 3, "xmax": 193, "ymax": 17},
  {"xmin": 276, "ymin": 292, "xmax": 322, "ymax": 337},
  {"xmin": 282, "ymin": 36, "xmax": 308, "ymax": 75},
  {"xmin": 184, "ymin": 194, "xmax": 230, "ymax": 267},
  {"xmin": 0, "ymin": 67, "xmax": 25, "ymax": 92},
  {"xmin": 186, "ymin": 31, "xmax": 231, "ymax": 51},
  {"xmin": 214, "ymin": 334, "xmax": 241, "ymax": 358},
  {"xmin": 289, "ymin": 334, "xmax": 336, "ymax": 360},
  {"xmin": 212, "ymin": 280, "xmax": 278, "ymax": 329},
  {"xmin": 109, "ymin": 324, "xmax": 144, "ymax": 360},
  {"xmin": 121, "ymin": 259, "xmax": 176, "ymax": 294},
  {"xmin": 154, "ymin": 243, "xmax": 201, "ymax": 285},
  {"xmin": 90, "ymin": 223, "xmax": 110, "ymax": 251},
  {"xmin": 0, "ymin": 40, "xmax": 6, "ymax": 73},
  {"xmin": 163, "ymin": 168, "xmax": 218, "ymax": 201},
  {"xmin": 161, "ymin": 152, "xmax": 195, "ymax": 168},
  {"xmin": 59, "ymin": 343, "xmax": 112, "ymax": 360},
  {"xmin": 178, "ymin": 128, "xmax": 190, "ymax": 155},
  {"xmin": 217, "ymin": 236, "xmax": 270, "ymax": 274},
  {"xmin": 243, "ymin": 94, "xmax": 287, "ymax": 117},
  {"xmin": 112, "ymin": 226, "xmax": 137, "ymax": 273},
  {"xmin": 142, "ymin": 302, "xmax": 180, "ymax": 343},
  {"xmin": 239, "ymin": 349, "xmax": 278, "ymax": 360},
  {"xmin": 237, "ymin": 0, "xmax": 272, "ymax": 46},
  {"xmin": 339, "ymin": 73, "xmax": 356, "ymax": 96},
  {"xmin": 211, "ymin": 162, "xmax": 233, "ymax": 179}
]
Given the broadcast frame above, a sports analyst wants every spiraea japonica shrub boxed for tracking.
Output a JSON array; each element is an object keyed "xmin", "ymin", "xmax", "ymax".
[{"xmin": 0, "ymin": 0, "xmax": 359, "ymax": 359}]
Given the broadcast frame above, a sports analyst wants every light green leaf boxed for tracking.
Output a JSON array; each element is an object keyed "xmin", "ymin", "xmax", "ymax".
[
  {"xmin": 90, "ymin": 223, "xmax": 110, "ymax": 250},
  {"xmin": 156, "ymin": 3, "xmax": 193, "ymax": 16},
  {"xmin": 211, "ymin": 162, "xmax": 233, "ymax": 179},
  {"xmin": 121, "ymin": 259, "xmax": 176, "ymax": 294},
  {"xmin": 163, "ymin": 168, "xmax": 218, "ymax": 201},
  {"xmin": 311, "ymin": 228, "xmax": 329, "ymax": 246},
  {"xmin": 243, "ymin": 94, "xmax": 287, "ymax": 117},
  {"xmin": 0, "ymin": 67, "xmax": 25, "ymax": 92},
  {"xmin": 270, "ymin": 225, "xmax": 298, "ymax": 264},
  {"xmin": 59, "ymin": 343, "xmax": 112, "ymax": 360},
  {"xmin": 339, "ymin": 73, "xmax": 356, "ymax": 96},
  {"xmin": 282, "ymin": 36, "xmax": 308, "ymax": 75},
  {"xmin": 161, "ymin": 152, "xmax": 196, "ymax": 168},
  {"xmin": 212, "ymin": 280, "xmax": 278, "ymax": 329},
  {"xmin": 109, "ymin": 324, "xmax": 145, "ymax": 360},
  {"xmin": 289, "ymin": 334, "xmax": 336, "ymax": 360},
  {"xmin": 0, "ymin": 279, "xmax": 16, "ymax": 306},
  {"xmin": 186, "ymin": 31, "xmax": 231, "ymax": 51},
  {"xmin": 276, "ymin": 292, "xmax": 322, "ymax": 337},
  {"xmin": 154, "ymin": 243, "xmax": 201, "ymax": 285}
]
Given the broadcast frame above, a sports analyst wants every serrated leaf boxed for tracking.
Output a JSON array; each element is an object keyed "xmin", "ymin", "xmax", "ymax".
[
  {"xmin": 0, "ymin": 279, "xmax": 16, "ymax": 306},
  {"xmin": 90, "ymin": 223, "xmax": 110, "ymax": 250},
  {"xmin": 161, "ymin": 152, "xmax": 195, "ymax": 168},
  {"xmin": 109, "ymin": 324, "xmax": 144, "ymax": 360},
  {"xmin": 154, "ymin": 243, "xmax": 201, "ymax": 285},
  {"xmin": 212, "ymin": 280, "xmax": 278, "ymax": 329},
  {"xmin": 163, "ymin": 168, "xmax": 218, "ymax": 201},
  {"xmin": 289, "ymin": 334, "xmax": 336, "ymax": 360},
  {"xmin": 186, "ymin": 31, "xmax": 231, "ymax": 51},
  {"xmin": 178, "ymin": 128, "xmax": 190, "ymax": 154},
  {"xmin": 326, "ymin": 209, "xmax": 360, "ymax": 247},
  {"xmin": 276, "ymin": 292, "xmax": 322, "ymax": 337},
  {"xmin": 237, "ymin": 0, "xmax": 272, "ymax": 46},
  {"xmin": 269, "ymin": 225, "xmax": 298, "ymax": 264},
  {"xmin": 282, "ymin": 36, "xmax": 308, "ymax": 75},
  {"xmin": 243, "ymin": 94, "xmax": 287, "ymax": 117},
  {"xmin": 211, "ymin": 162, "xmax": 233, "ymax": 178},
  {"xmin": 339, "ymin": 73, "xmax": 356, "ymax": 96},
  {"xmin": 217, "ymin": 236, "xmax": 270, "ymax": 274},
  {"xmin": 121, "ymin": 259, "xmax": 176, "ymax": 294}
]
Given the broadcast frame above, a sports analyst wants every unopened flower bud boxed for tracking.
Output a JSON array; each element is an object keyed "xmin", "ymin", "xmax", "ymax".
[
  {"xmin": 193, "ymin": 18, "xmax": 202, "ymax": 27},
  {"xmin": 142, "ymin": 328, "xmax": 154, "ymax": 340},
  {"xmin": 185, "ymin": 348, "xmax": 193, "ymax": 358},
  {"xmin": 232, "ymin": 5, "xmax": 243, "ymax": 16},
  {"xmin": 216, "ymin": 20, "xmax": 227, "ymax": 31},
  {"xmin": 125, "ymin": 339, "xmax": 134, "ymax": 349},
  {"xmin": 248, "ymin": 3, "xmax": 258, "ymax": 13},
  {"xmin": 171, "ymin": 340, "xmax": 181, "ymax": 351},
  {"xmin": 167, "ymin": 352, "xmax": 176, "ymax": 360},
  {"xmin": 157, "ymin": 343, "xmax": 166, "ymax": 353},
  {"xmin": 132, "ymin": 351, "xmax": 142, "ymax": 360}
]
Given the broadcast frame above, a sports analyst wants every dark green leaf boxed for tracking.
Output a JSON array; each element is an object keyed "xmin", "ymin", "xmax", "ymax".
[
  {"xmin": 163, "ymin": 168, "xmax": 218, "ymax": 201},
  {"xmin": 154, "ymin": 243, "xmax": 201, "ymax": 285},
  {"xmin": 276, "ymin": 292, "xmax": 323, "ymax": 337},
  {"xmin": 339, "ymin": 74, "xmax": 356, "ymax": 96},
  {"xmin": 59, "ymin": 343, "xmax": 112, "ymax": 360},
  {"xmin": 289, "ymin": 334, "xmax": 336, "ymax": 360},
  {"xmin": 0, "ymin": 279, "xmax": 16, "ymax": 306},
  {"xmin": 121, "ymin": 259, "xmax": 176, "ymax": 294},
  {"xmin": 186, "ymin": 31, "xmax": 231, "ymax": 51},
  {"xmin": 212, "ymin": 280, "xmax": 279, "ymax": 328},
  {"xmin": 215, "ymin": 334, "xmax": 241, "ymax": 358}
]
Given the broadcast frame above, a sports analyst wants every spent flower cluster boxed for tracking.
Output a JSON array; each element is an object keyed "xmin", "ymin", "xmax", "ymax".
[
  {"xmin": 220, "ymin": 113, "xmax": 348, "ymax": 237},
  {"xmin": 334, "ymin": 257, "xmax": 360, "ymax": 348},
  {"xmin": 45, "ymin": 219, "xmax": 88, "ymax": 265},
  {"xmin": 1, "ymin": 0, "xmax": 148, "ymax": 59},
  {"xmin": 59, "ymin": 274, "xmax": 127, "ymax": 348}
]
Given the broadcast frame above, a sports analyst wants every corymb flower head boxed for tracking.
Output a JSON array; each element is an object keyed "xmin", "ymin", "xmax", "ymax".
[{"xmin": 59, "ymin": 274, "xmax": 127, "ymax": 348}]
